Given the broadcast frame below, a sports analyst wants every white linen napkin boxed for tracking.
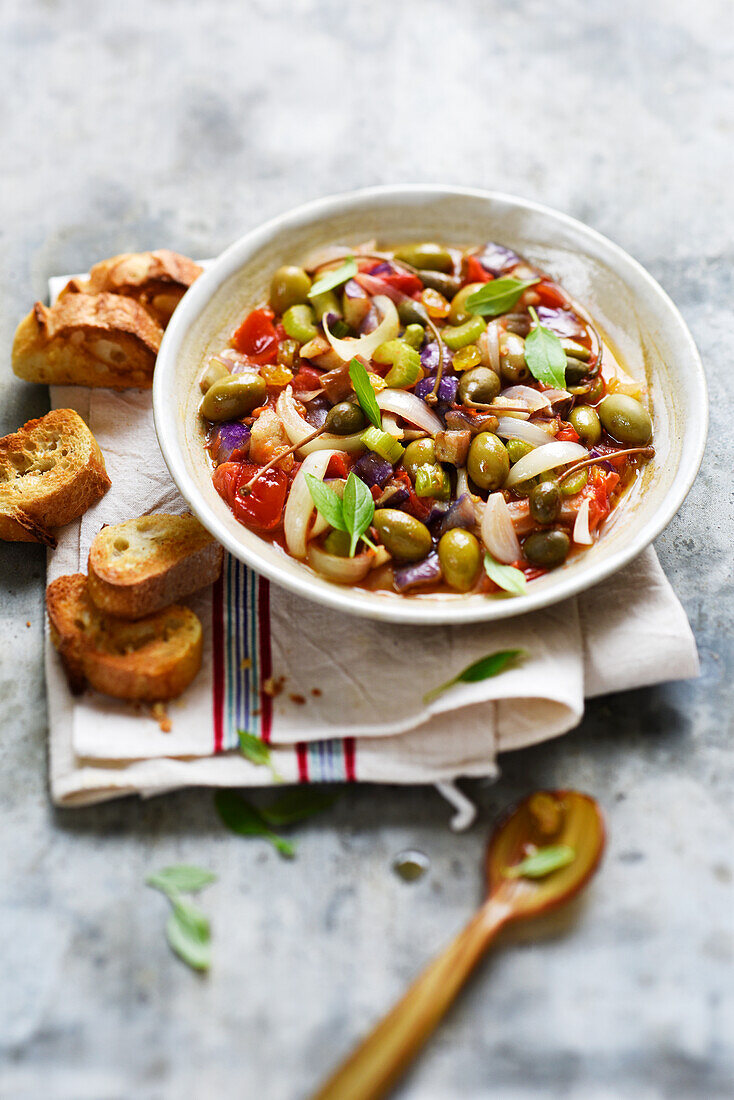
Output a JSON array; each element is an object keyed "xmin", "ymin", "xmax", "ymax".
[{"xmin": 43, "ymin": 279, "xmax": 699, "ymax": 807}]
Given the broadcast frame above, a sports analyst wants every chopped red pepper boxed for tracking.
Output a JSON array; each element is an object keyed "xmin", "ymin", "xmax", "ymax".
[
  {"xmin": 380, "ymin": 270, "xmax": 423, "ymax": 296},
  {"xmin": 292, "ymin": 366, "xmax": 323, "ymax": 392},
  {"xmin": 533, "ymin": 282, "xmax": 568, "ymax": 309},
  {"xmin": 232, "ymin": 308, "xmax": 279, "ymax": 365},
  {"xmin": 325, "ymin": 452, "xmax": 351, "ymax": 479},
  {"xmin": 464, "ymin": 255, "xmax": 493, "ymax": 285},
  {"xmin": 213, "ymin": 461, "xmax": 287, "ymax": 530}
]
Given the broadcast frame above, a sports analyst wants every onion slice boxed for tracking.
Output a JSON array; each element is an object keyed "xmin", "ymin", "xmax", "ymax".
[
  {"xmin": 276, "ymin": 387, "xmax": 365, "ymax": 454},
  {"xmin": 481, "ymin": 492, "xmax": 521, "ymax": 563},
  {"xmin": 573, "ymin": 497, "xmax": 593, "ymax": 545},
  {"xmin": 500, "ymin": 386, "xmax": 551, "ymax": 412},
  {"xmin": 307, "ymin": 541, "xmax": 375, "ymax": 584},
  {"xmin": 496, "ymin": 417, "xmax": 555, "ymax": 448},
  {"xmin": 376, "ymin": 389, "xmax": 444, "ymax": 435},
  {"xmin": 284, "ymin": 451, "xmax": 340, "ymax": 559},
  {"xmin": 478, "ymin": 321, "xmax": 501, "ymax": 375},
  {"xmin": 323, "ymin": 295, "xmax": 399, "ymax": 362},
  {"xmin": 504, "ymin": 441, "xmax": 588, "ymax": 488},
  {"xmin": 541, "ymin": 387, "xmax": 572, "ymax": 406}
]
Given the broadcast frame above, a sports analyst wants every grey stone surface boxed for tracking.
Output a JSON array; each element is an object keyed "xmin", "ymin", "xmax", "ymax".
[{"xmin": 1, "ymin": 1, "xmax": 732, "ymax": 1097}]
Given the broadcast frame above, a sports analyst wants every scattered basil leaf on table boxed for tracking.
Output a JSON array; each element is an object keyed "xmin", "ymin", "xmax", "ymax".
[
  {"xmin": 503, "ymin": 844, "xmax": 576, "ymax": 879},
  {"xmin": 348, "ymin": 357, "xmax": 382, "ymax": 429},
  {"xmin": 308, "ymin": 256, "xmax": 358, "ymax": 299},
  {"xmin": 423, "ymin": 648, "xmax": 525, "ymax": 704},
  {"xmin": 483, "ymin": 552, "xmax": 528, "ymax": 596},
  {"xmin": 342, "ymin": 471, "xmax": 375, "ymax": 557},
  {"xmin": 465, "ymin": 276, "xmax": 540, "ymax": 317},
  {"xmin": 260, "ymin": 787, "xmax": 338, "ymax": 827},
  {"xmin": 166, "ymin": 898, "xmax": 212, "ymax": 971},
  {"xmin": 238, "ymin": 729, "xmax": 283, "ymax": 782},
  {"xmin": 214, "ymin": 789, "xmax": 295, "ymax": 859},
  {"xmin": 146, "ymin": 865, "xmax": 218, "ymax": 898},
  {"xmin": 304, "ymin": 474, "xmax": 347, "ymax": 531},
  {"xmin": 524, "ymin": 306, "xmax": 568, "ymax": 390}
]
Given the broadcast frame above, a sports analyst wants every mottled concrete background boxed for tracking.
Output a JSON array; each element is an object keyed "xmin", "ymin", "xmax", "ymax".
[{"xmin": 1, "ymin": 2, "xmax": 732, "ymax": 1098}]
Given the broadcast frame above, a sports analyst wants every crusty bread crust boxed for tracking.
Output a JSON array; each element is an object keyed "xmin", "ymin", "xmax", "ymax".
[
  {"xmin": 83, "ymin": 249, "xmax": 203, "ymax": 326},
  {"xmin": 0, "ymin": 409, "xmax": 111, "ymax": 546},
  {"xmin": 12, "ymin": 292, "xmax": 163, "ymax": 389},
  {"xmin": 87, "ymin": 513, "xmax": 223, "ymax": 619},
  {"xmin": 47, "ymin": 574, "xmax": 203, "ymax": 702}
]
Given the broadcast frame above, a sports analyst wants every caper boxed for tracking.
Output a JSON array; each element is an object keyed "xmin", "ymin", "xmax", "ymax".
[
  {"xmin": 529, "ymin": 481, "xmax": 561, "ymax": 525},
  {"xmin": 373, "ymin": 509, "xmax": 432, "ymax": 562},
  {"xmin": 418, "ymin": 270, "xmax": 462, "ymax": 297},
  {"xmin": 467, "ymin": 432, "xmax": 510, "ymax": 491},
  {"xmin": 565, "ymin": 358, "xmax": 589, "ymax": 385},
  {"xmin": 402, "ymin": 437, "xmax": 436, "ymax": 480},
  {"xmin": 394, "ymin": 242, "xmax": 453, "ymax": 273},
  {"xmin": 438, "ymin": 529, "xmax": 481, "ymax": 592},
  {"xmin": 569, "ymin": 405, "xmax": 602, "ymax": 447},
  {"xmin": 200, "ymin": 374, "xmax": 267, "ymax": 421},
  {"xmin": 598, "ymin": 394, "xmax": 652, "ymax": 446},
  {"xmin": 442, "ymin": 315, "xmax": 487, "ymax": 351},
  {"xmin": 325, "ymin": 401, "xmax": 366, "ymax": 435},
  {"xmin": 449, "ymin": 282, "xmax": 484, "ymax": 325},
  {"xmin": 269, "ymin": 265, "xmax": 312, "ymax": 314},
  {"xmin": 282, "ymin": 303, "xmax": 318, "ymax": 344},
  {"xmin": 458, "ymin": 366, "xmax": 500, "ymax": 406},
  {"xmin": 500, "ymin": 333, "xmax": 530, "ymax": 383},
  {"xmin": 199, "ymin": 357, "xmax": 231, "ymax": 393},
  {"xmin": 523, "ymin": 529, "xmax": 570, "ymax": 568}
]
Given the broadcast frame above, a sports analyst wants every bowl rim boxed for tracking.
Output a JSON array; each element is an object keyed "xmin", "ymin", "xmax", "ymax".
[{"xmin": 153, "ymin": 184, "xmax": 708, "ymax": 625}]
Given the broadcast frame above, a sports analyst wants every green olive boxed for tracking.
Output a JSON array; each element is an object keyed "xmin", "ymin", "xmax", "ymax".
[
  {"xmin": 282, "ymin": 303, "xmax": 318, "ymax": 344},
  {"xmin": 418, "ymin": 270, "xmax": 462, "ymax": 297},
  {"xmin": 529, "ymin": 481, "xmax": 561, "ymax": 525},
  {"xmin": 523, "ymin": 529, "xmax": 570, "ymax": 568},
  {"xmin": 569, "ymin": 404, "xmax": 602, "ymax": 447},
  {"xmin": 200, "ymin": 374, "xmax": 267, "ymax": 421},
  {"xmin": 505, "ymin": 439, "xmax": 534, "ymax": 465},
  {"xmin": 325, "ymin": 401, "xmax": 366, "ymax": 435},
  {"xmin": 397, "ymin": 298, "xmax": 429, "ymax": 326},
  {"xmin": 449, "ymin": 282, "xmax": 484, "ymax": 325},
  {"xmin": 564, "ymin": 358, "xmax": 589, "ymax": 385},
  {"xmin": 500, "ymin": 333, "xmax": 530, "ymax": 383},
  {"xmin": 402, "ymin": 437, "xmax": 436, "ymax": 480},
  {"xmin": 442, "ymin": 315, "xmax": 487, "ymax": 351},
  {"xmin": 323, "ymin": 530, "xmax": 351, "ymax": 557},
  {"xmin": 467, "ymin": 432, "xmax": 510, "ymax": 491},
  {"xmin": 458, "ymin": 366, "xmax": 500, "ymax": 406},
  {"xmin": 394, "ymin": 242, "xmax": 453, "ymax": 273},
  {"xmin": 373, "ymin": 509, "xmax": 432, "ymax": 562},
  {"xmin": 438, "ymin": 529, "xmax": 481, "ymax": 592},
  {"xmin": 269, "ymin": 265, "xmax": 312, "ymax": 314},
  {"xmin": 598, "ymin": 394, "xmax": 652, "ymax": 446}
]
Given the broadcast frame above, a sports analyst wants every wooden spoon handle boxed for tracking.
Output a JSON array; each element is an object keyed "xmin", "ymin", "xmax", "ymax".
[{"xmin": 312, "ymin": 901, "xmax": 510, "ymax": 1100}]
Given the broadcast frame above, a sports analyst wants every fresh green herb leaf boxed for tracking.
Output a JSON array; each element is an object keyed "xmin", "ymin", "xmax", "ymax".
[
  {"xmin": 465, "ymin": 277, "xmax": 540, "ymax": 318},
  {"xmin": 503, "ymin": 844, "xmax": 576, "ymax": 879},
  {"xmin": 260, "ymin": 787, "xmax": 338, "ymax": 827},
  {"xmin": 483, "ymin": 552, "xmax": 528, "ymax": 597},
  {"xmin": 423, "ymin": 648, "xmax": 525, "ymax": 704},
  {"xmin": 166, "ymin": 898, "xmax": 212, "ymax": 971},
  {"xmin": 342, "ymin": 471, "xmax": 375, "ymax": 557},
  {"xmin": 524, "ymin": 307, "xmax": 568, "ymax": 390},
  {"xmin": 238, "ymin": 729, "xmax": 283, "ymax": 782},
  {"xmin": 305, "ymin": 473, "xmax": 347, "ymax": 531},
  {"xmin": 214, "ymin": 789, "xmax": 295, "ymax": 858},
  {"xmin": 348, "ymin": 357, "xmax": 382, "ymax": 429},
  {"xmin": 146, "ymin": 865, "xmax": 218, "ymax": 898},
  {"xmin": 308, "ymin": 256, "xmax": 358, "ymax": 299}
]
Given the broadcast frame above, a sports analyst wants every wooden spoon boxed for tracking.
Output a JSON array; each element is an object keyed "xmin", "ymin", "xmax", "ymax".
[{"xmin": 312, "ymin": 790, "xmax": 605, "ymax": 1100}]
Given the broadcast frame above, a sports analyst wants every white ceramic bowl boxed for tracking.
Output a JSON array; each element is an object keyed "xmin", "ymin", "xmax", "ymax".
[{"xmin": 153, "ymin": 185, "xmax": 707, "ymax": 625}]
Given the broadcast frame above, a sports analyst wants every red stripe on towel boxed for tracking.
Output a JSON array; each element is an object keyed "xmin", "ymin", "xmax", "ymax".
[
  {"xmin": 212, "ymin": 571, "xmax": 225, "ymax": 753},
  {"xmin": 257, "ymin": 576, "xmax": 273, "ymax": 744},
  {"xmin": 344, "ymin": 737, "xmax": 356, "ymax": 782},
  {"xmin": 296, "ymin": 743, "xmax": 309, "ymax": 782}
]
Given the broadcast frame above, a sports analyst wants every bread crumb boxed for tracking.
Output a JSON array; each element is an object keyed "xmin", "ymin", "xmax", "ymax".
[
  {"xmin": 289, "ymin": 693, "xmax": 306, "ymax": 706},
  {"xmin": 240, "ymin": 657, "xmax": 252, "ymax": 671},
  {"xmin": 311, "ymin": 687, "xmax": 322, "ymax": 697},
  {"xmin": 151, "ymin": 702, "xmax": 172, "ymax": 733},
  {"xmin": 26, "ymin": 621, "xmax": 31, "ymax": 628},
  {"xmin": 262, "ymin": 676, "xmax": 285, "ymax": 697}
]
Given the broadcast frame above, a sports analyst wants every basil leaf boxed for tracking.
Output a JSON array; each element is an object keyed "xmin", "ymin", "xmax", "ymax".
[
  {"xmin": 503, "ymin": 844, "xmax": 576, "ymax": 879},
  {"xmin": 238, "ymin": 729, "xmax": 283, "ymax": 782},
  {"xmin": 166, "ymin": 898, "xmax": 212, "ymax": 971},
  {"xmin": 348, "ymin": 357, "xmax": 382, "ymax": 429},
  {"xmin": 214, "ymin": 790, "xmax": 295, "ymax": 859},
  {"xmin": 466, "ymin": 277, "xmax": 539, "ymax": 317},
  {"xmin": 146, "ymin": 865, "xmax": 217, "ymax": 898},
  {"xmin": 423, "ymin": 648, "xmax": 525, "ymax": 704},
  {"xmin": 305, "ymin": 473, "xmax": 347, "ymax": 531},
  {"xmin": 524, "ymin": 307, "xmax": 567, "ymax": 390},
  {"xmin": 342, "ymin": 471, "xmax": 375, "ymax": 557},
  {"xmin": 260, "ymin": 787, "xmax": 338, "ymax": 827},
  {"xmin": 483, "ymin": 552, "xmax": 527, "ymax": 596},
  {"xmin": 308, "ymin": 256, "xmax": 358, "ymax": 299}
]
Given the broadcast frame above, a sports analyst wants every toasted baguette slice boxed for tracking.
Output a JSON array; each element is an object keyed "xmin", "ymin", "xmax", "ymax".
[
  {"xmin": 47, "ymin": 574, "xmax": 203, "ymax": 701},
  {"xmin": 12, "ymin": 291, "xmax": 163, "ymax": 389},
  {"xmin": 82, "ymin": 249, "xmax": 203, "ymax": 326},
  {"xmin": 87, "ymin": 513, "xmax": 223, "ymax": 619},
  {"xmin": 0, "ymin": 409, "xmax": 111, "ymax": 547}
]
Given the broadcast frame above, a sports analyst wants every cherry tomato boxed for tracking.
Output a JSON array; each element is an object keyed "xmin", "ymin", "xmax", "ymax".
[
  {"xmin": 464, "ymin": 255, "xmax": 493, "ymax": 285},
  {"xmin": 534, "ymin": 282, "xmax": 567, "ymax": 309},
  {"xmin": 213, "ymin": 461, "xmax": 287, "ymax": 530},
  {"xmin": 232, "ymin": 308, "xmax": 278, "ymax": 365},
  {"xmin": 292, "ymin": 366, "xmax": 323, "ymax": 392}
]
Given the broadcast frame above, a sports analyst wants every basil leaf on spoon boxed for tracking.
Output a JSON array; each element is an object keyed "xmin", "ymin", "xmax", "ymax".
[{"xmin": 503, "ymin": 844, "xmax": 576, "ymax": 879}]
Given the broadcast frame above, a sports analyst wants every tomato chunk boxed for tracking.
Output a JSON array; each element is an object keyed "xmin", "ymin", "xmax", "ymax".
[
  {"xmin": 232, "ymin": 308, "xmax": 278, "ymax": 365},
  {"xmin": 292, "ymin": 366, "xmax": 323, "ymax": 392},
  {"xmin": 381, "ymin": 270, "xmax": 423, "ymax": 296},
  {"xmin": 464, "ymin": 255, "xmax": 492, "ymax": 285},
  {"xmin": 213, "ymin": 461, "xmax": 287, "ymax": 530},
  {"xmin": 534, "ymin": 282, "xmax": 567, "ymax": 309}
]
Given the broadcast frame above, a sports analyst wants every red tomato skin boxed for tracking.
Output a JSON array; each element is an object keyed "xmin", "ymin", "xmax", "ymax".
[
  {"xmin": 213, "ymin": 461, "xmax": 287, "ymax": 530},
  {"xmin": 534, "ymin": 282, "xmax": 567, "ymax": 309},
  {"xmin": 232, "ymin": 308, "xmax": 278, "ymax": 365},
  {"xmin": 292, "ymin": 366, "xmax": 323, "ymax": 392},
  {"xmin": 464, "ymin": 256, "xmax": 493, "ymax": 285},
  {"xmin": 325, "ymin": 452, "xmax": 351, "ymax": 479},
  {"xmin": 381, "ymin": 270, "xmax": 423, "ymax": 296},
  {"xmin": 556, "ymin": 423, "xmax": 580, "ymax": 443}
]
